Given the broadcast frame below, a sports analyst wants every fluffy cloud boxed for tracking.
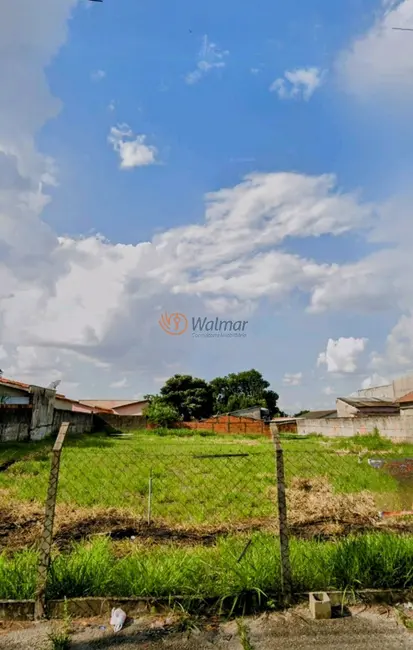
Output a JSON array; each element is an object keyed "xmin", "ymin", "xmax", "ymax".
[
  {"xmin": 337, "ymin": 0, "xmax": 413, "ymax": 99},
  {"xmin": 270, "ymin": 67, "xmax": 325, "ymax": 100},
  {"xmin": 186, "ymin": 35, "xmax": 229, "ymax": 85},
  {"xmin": 283, "ymin": 372, "xmax": 303, "ymax": 386},
  {"xmin": 317, "ymin": 337, "xmax": 368, "ymax": 373},
  {"xmin": 108, "ymin": 125, "xmax": 158, "ymax": 169},
  {"xmin": 91, "ymin": 69, "xmax": 106, "ymax": 82},
  {"xmin": 361, "ymin": 373, "xmax": 390, "ymax": 389}
]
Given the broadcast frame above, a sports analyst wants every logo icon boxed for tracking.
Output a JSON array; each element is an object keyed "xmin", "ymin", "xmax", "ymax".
[{"xmin": 159, "ymin": 312, "xmax": 188, "ymax": 336}]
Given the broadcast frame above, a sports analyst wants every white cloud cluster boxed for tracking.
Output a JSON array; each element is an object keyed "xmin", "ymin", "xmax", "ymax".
[
  {"xmin": 270, "ymin": 67, "xmax": 325, "ymax": 101},
  {"xmin": 186, "ymin": 35, "xmax": 229, "ymax": 85},
  {"xmin": 283, "ymin": 372, "xmax": 303, "ymax": 386},
  {"xmin": 91, "ymin": 69, "xmax": 106, "ymax": 82},
  {"xmin": 337, "ymin": 0, "xmax": 413, "ymax": 99},
  {"xmin": 108, "ymin": 125, "xmax": 158, "ymax": 169},
  {"xmin": 317, "ymin": 337, "xmax": 368, "ymax": 374}
]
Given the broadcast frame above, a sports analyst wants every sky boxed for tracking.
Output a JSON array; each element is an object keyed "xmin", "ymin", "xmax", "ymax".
[{"xmin": 1, "ymin": 0, "xmax": 413, "ymax": 413}]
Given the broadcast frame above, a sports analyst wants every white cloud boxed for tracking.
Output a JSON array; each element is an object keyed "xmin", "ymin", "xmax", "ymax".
[
  {"xmin": 110, "ymin": 377, "xmax": 128, "ymax": 389},
  {"xmin": 283, "ymin": 372, "xmax": 303, "ymax": 386},
  {"xmin": 337, "ymin": 0, "xmax": 413, "ymax": 100},
  {"xmin": 361, "ymin": 373, "xmax": 390, "ymax": 389},
  {"xmin": 108, "ymin": 124, "xmax": 157, "ymax": 169},
  {"xmin": 270, "ymin": 67, "xmax": 325, "ymax": 100},
  {"xmin": 322, "ymin": 386, "xmax": 335, "ymax": 395},
  {"xmin": 317, "ymin": 337, "xmax": 368, "ymax": 373},
  {"xmin": 108, "ymin": 100, "xmax": 115, "ymax": 112},
  {"xmin": 91, "ymin": 69, "xmax": 106, "ymax": 82},
  {"xmin": 186, "ymin": 35, "xmax": 229, "ymax": 85}
]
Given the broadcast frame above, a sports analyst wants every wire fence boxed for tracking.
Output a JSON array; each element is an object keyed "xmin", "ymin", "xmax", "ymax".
[{"xmin": 1, "ymin": 424, "xmax": 413, "ymax": 616}]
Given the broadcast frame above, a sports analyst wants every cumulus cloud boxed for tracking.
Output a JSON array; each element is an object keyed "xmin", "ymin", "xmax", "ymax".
[
  {"xmin": 361, "ymin": 373, "xmax": 390, "ymax": 389},
  {"xmin": 91, "ymin": 69, "xmax": 106, "ymax": 82},
  {"xmin": 108, "ymin": 125, "xmax": 157, "ymax": 169},
  {"xmin": 270, "ymin": 67, "xmax": 325, "ymax": 100},
  {"xmin": 337, "ymin": 0, "xmax": 413, "ymax": 100},
  {"xmin": 317, "ymin": 337, "xmax": 368, "ymax": 373},
  {"xmin": 186, "ymin": 35, "xmax": 229, "ymax": 85},
  {"xmin": 283, "ymin": 372, "xmax": 303, "ymax": 386}
]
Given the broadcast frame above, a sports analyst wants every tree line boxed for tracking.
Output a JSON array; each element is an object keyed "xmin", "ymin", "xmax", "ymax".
[{"xmin": 144, "ymin": 369, "xmax": 285, "ymax": 427}]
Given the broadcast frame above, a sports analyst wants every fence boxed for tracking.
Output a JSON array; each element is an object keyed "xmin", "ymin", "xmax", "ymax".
[
  {"xmin": 1, "ymin": 424, "xmax": 413, "ymax": 618},
  {"xmin": 182, "ymin": 414, "xmax": 271, "ymax": 436}
]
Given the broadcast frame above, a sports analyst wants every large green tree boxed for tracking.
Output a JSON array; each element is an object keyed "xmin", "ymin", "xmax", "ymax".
[
  {"xmin": 210, "ymin": 369, "xmax": 281, "ymax": 418},
  {"xmin": 159, "ymin": 374, "xmax": 214, "ymax": 421}
]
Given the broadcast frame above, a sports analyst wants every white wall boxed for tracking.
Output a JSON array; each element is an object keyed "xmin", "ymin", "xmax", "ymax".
[
  {"xmin": 294, "ymin": 415, "xmax": 412, "ymax": 441},
  {"xmin": 336, "ymin": 399, "xmax": 358, "ymax": 417},
  {"xmin": 356, "ymin": 384, "xmax": 394, "ymax": 400}
]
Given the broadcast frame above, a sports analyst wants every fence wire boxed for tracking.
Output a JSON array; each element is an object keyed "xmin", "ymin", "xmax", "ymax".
[{"xmin": 1, "ymin": 431, "xmax": 413, "ymax": 611}]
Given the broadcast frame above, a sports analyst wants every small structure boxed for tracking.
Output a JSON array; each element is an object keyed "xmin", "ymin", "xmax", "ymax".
[
  {"xmin": 79, "ymin": 399, "xmax": 149, "ymax": 415},
  {"xmin": 336, "ymin": 397, "xmax": 399, "ymax": 418},
  {"xmin": 226, "ymin": 406, "xmax": 270, "ymax": 421}
]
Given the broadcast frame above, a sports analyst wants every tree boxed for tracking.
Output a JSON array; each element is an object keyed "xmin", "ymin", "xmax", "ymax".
[
  {"xmin": 144, "ymin": 398, "xmax": 181, "ymax": 428},
  {"xmin": 159, "ymin": 374, "xmax": 214, "ymax": 421},
  {"xmin": 210, "ymin": 369, "xmax": 281, "ymax": 418}
]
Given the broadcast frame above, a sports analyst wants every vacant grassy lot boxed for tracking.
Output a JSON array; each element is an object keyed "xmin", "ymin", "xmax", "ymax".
[{"xmin": 0, "ymin": 429, "xmax": 412, "ymax": 603}]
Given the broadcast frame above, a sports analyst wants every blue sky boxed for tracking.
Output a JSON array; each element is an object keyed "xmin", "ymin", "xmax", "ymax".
[{"xmin": 2, "ymin": 0, "xmax": 413, "ymax": 412}]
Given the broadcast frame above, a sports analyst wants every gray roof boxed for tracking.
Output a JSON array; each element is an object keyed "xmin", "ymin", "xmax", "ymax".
[{"xmin": 303, "ymin": 410, "xmax": 337, "ymax": 419}]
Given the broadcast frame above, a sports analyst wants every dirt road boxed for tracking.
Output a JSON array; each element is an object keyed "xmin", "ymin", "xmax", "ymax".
[{"xmin": 1, "ymin": 606, "xmax": 412, "ymax": 650}]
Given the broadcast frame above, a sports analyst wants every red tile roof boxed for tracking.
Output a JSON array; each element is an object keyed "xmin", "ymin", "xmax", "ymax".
[
  {"xmin": 0, "ymin": 376, "xmax": 30, "ymax": 391},
  {"xmin": 399, "ymin": 391, "xmax": 413, "ymax": 404}
]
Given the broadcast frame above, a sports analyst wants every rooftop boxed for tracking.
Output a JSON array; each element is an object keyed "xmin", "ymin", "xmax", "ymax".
[
  {"xmin": 399, "ymin": 391, "xmax": 413, "ymax": 404},
  {"xmin": 338, "ymin": 397, "xmax": 397, "ymax": 408},
  {"xmin": 79, "ymin": 399, "xmax": 148, "ymax": 409}
]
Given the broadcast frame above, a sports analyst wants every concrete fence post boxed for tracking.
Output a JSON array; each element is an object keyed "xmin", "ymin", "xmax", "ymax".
[
  {"xmin": 271, "ymin": 423, "xmax": 293, "ymax": 605},
  {"xmin": 34, "ymin": 422, "xmax": 70, "ymax": 619}
]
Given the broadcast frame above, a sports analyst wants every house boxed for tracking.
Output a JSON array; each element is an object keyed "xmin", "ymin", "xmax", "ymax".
[
  {"xmin": 78, "ymin": 399, "xmax": 149, "ymax": 415},
  {"xmin": 336, "ymin": 397, "xmax": 400, "ymax": 418},
  {"xmin": 226, "ymin": 406, "xmax": 270, "ymax": 421},
  {"xmin": 398, "ymin": 392, "xmax": 413, "ymax": 415},
  {"xmin": 356, "ymin": 373, "xmax": 413, "ymax": 402}
]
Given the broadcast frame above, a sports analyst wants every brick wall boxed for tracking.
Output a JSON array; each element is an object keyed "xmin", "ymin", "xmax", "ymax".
[{"xmin": 182, "ymin": 414, "xmax": 271, "ymax": 437}]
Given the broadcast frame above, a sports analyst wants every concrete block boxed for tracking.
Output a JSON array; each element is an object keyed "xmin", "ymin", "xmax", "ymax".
[{"xmin": 309, "ymin": 592, "xmax": 331, "ymax": 619}]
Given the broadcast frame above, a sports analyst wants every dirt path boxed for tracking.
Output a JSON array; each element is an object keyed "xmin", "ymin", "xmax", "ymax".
[{"xmin": 1, "ymin": 606, "xmax": 413, "ymax": 650}]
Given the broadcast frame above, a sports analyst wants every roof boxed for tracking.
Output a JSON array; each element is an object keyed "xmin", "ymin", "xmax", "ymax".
[
  {"xmin": 79, "ymin": 399, "xmax": 148, "ymax": 409},
  {"xmin": 303, "ymin": 410, "xmax": 337, "ymax": 419},
  {"xmin": 399, "ymin": 391, "xmax": 413, "ymax": 404},
  {"xmin": 0, "ymin": 377, "xmax": 30, "ymax": 392},
  {"xmin": 338, "ymin": 397, "xmax": 397, "ymax": 408}
]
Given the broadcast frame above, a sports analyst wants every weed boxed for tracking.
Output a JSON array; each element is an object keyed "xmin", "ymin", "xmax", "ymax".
[
  {"xmin": 237, "ymin": 619, "xmax": 254, "ymax": 650},
  {"xmin": 48, "ymin": 598, "xmax": 71, "ymax": 650}
]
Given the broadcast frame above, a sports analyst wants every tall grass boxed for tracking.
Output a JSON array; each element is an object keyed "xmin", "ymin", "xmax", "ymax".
[{"xmin": 1, "ymin": 533, "xmax": 413, "ymax": 602}]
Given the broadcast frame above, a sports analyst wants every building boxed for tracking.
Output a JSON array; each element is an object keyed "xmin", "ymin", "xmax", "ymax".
[
  {"xmin": 336, "ymin": 397, "xmax": 399, "ymax": 418},
  {"xmin": 78, "ymin": 399, "xmax": 149, "ymax": 415},
  {"xmin": 226, "ymin": 406, "xmax": 270, "ymax": 421},
  {"xmin": 356, "ymin": 373, "xmax": 413, "ymax": 402}
]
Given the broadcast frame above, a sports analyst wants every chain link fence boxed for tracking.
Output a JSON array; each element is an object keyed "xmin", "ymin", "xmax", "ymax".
[{"xmin": 1, "ymin": 425, "xmax": 413, "ymax": 616}]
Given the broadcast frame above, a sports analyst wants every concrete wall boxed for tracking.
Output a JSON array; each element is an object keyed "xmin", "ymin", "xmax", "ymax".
[
  {"xmin": 294, "ymin": 415, "xmax": 412, "ymax": 441},
  {"xmin": 29, "ymin": 386, "xmax": 56, "ymax": 441},
  {"xmin": 336, "ymin": 399, "xmax": 358, "ymax": 417},
  {"xmin": 53, "ymin": 409, "xmax": 93, "ymax": 435},
  {"xmin": 393, "ymin": 374, "xmax": 413, "ymax": 400},
  {"xmin": 94, "ymin": 413, "xmax": 148, "ymax": 432},
  {"xmin": 356, "ymin": 384, "xmax": 394, "ymax": 400},
  {"xmin": 0, "ymin": 406, "xmax": 31, "ymax": 442}
]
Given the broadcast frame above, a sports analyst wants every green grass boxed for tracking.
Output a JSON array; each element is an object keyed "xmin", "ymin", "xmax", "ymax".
[
  {"xmin": 1, "ymin": 532, "xmax": 413, "ymax": 602},
  {"xmin": 1, "ymin": 430, "xmax": 411, "ymax": 524}
]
